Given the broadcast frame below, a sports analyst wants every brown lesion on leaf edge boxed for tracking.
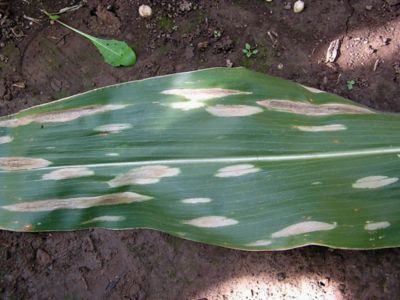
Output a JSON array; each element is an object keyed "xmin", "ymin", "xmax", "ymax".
[{"xmin": 257, "ymin": 100, "xmax": 374, "ymax": 116}]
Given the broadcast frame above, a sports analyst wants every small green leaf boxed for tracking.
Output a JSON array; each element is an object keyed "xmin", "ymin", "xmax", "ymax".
[
  {"xmin": 44, "ymin": 14, "xmax": 136, "ymax": 67},
  {"xmin": 242, "ymin": 49, "xmax": 248, "ymax": 54},
  {"xmin": 245, "ymin": 43, "xmax": 251, "ymax": 50},
  {"xmin": 346, "ymin": 80, "xmax": 356, "ymax": 91},
  {"xmin": 90, "ymin": 37, "xmax": 136, "ymax": 67},
  {"xmin": 252, "ymin": 50, "xmax": 259, "ymax": 55}
]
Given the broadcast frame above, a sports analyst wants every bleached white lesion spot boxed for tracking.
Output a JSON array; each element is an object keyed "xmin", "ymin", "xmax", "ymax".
[
  {"xmin": 162, "ymin": 88, "xmax": 251, "ymax": 111},
  {"xmin": 162, "ymin": 88, "xmax": 251, "ymax": 101},
  {"xmin": 170, "ymin": 101, "xmax": 205, "ymax": 110},
  {"xmin": 106, "ymin": 153, "xmax": 120, "ymax": 157},
  {"xmin": 299, "ymin": 84, "xmax": 325, "ymax": 93},
  {"xmin": 352, "ymin": 176, "xmax": 398, "ymax": 189},
  {"xmin": 1, "ymin": 192, "xmax": 152, "ymax": 212},
  {"xmin": 81, "ymin": 215, "xmax": 126, "ymax": 225},
  {"xmin": 364, "ymin": 221, "xmax": 390, "ymax": 231},
  {"xmin": 0, "ymin": 157, "xmax": 52, "ymax": 171},
  {"xmin": 0, "ymin": 135, "xmax": 13, "ymax": 144},
  {"xmin": 108, "ymin": 165, "xmax": 181, "ymax": 187},
  {"xmin": 257, "ymin": 100, "xmax": 374, "ymax": 116},
  {"xmin": 181, "ymin": 198, "xmax": 212, "ymax": 204},
  {"xmin": 246, "ymin": 240, "xmax": 272, "ymax": 247},
  {"xmin": 0, "ymin": 104, "xmax": 127, "ymax": 127},
  {"xmin": 42, "ymin": 167, "xmax": 94, "ymax": 181},
  {"xmin": 206, "ymin": 105, "xmax": 263, "ymax": 117},
  {"xmin": 215, "ymin": 164, "xmax": 260, "ymax": 178},
  {"xmin": 271, "ymin": 221, "xmax": 337, "ymax": 238},
  {"xmin": 293, "ymin": 124, "xmax": 347, "ymax": 132},
  {"xmin": 32, "ymin": 104, "xmax": 127, "ymax": 124},
  {"xmin": 182, "ymin": 216, "xmax": 238, "ymax": 228},
  {"xmin": 0, "ymin": 118, "xmax": 31, "ymax": 128},
  {"xmin": 94, "ymin": 123, "xmax": 132, "ymax": 133}
]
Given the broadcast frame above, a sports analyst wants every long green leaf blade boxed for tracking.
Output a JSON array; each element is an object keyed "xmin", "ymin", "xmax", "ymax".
[{"xmin": 0, "ymin": 68, "xmax": 399, "ymax": 250}]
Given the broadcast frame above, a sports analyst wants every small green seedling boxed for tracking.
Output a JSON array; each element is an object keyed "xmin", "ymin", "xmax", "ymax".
[
  {"xmin": 346, "ymin": 80, "xmax": 356, "ymax": 91},
  {"xmin": 42, "ymin": 10, "xmax": 136, "ymax": 67},
  {"xmin": 242, "ymin": 43, "xmax": 258, "ymax": 58},
  {"xmin": 213, "ymin": 30, "xmax": 222, "ymax": 39}
]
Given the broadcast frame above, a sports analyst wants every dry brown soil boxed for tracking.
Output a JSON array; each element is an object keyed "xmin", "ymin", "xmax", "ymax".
[{"xmin": 1, "ymin": 0, "xmax": 400, "ymax": 299}]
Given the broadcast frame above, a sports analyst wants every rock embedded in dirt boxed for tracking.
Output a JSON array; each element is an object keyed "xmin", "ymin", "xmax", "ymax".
[
  {"xmin": 179, "ymin": 0, "xmax": 193, "ymax": 12},
  {"xmin": 197, "ymin": 41, "xmax": 209, "ymax": 51},
  {"xmin": 36, "ymin": 248, "xmax": 51, "ymax": 266}
]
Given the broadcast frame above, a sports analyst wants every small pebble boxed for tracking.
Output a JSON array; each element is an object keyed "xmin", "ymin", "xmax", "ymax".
[
  {"xmin": 293, "ymin": 0, "xmax": 305, "ymax": 13},
  {"xmin": 179, "ymin": 1, "xmax": 193, "ymax": 12},
  {"xmin": 365, "ymin": 5, "xmax": 373, "ymax": 10},
  {"xmin": 226, "ymin": 59, "xmax": 234, "ymax": 68},
  {"xmin": 36, "ymin": 249, "xmax": 51, "ymax": 266},
  {"xmin": 197, "ymin": 41, "xmax": 209, "ymax": 51},
  {"xmin": 138, "ymin": 4, "xmax": 152, "ymax": 18}
]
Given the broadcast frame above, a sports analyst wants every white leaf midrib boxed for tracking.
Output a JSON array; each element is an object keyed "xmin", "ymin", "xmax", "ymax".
[{"xmin": 4, "ymin": 147, "xmax": 400, "ymax": 172}]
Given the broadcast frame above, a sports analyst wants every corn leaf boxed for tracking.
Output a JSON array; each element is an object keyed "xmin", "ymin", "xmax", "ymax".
[{"xmin": 1, "ymin": 68, "xmax": 399, "ymax": 250}]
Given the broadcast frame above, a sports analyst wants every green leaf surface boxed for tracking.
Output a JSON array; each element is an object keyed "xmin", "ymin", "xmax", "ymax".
[
  {"xmin": 1, "ymin": 68, "xmax": 399, "ymax": 251},
  {"xmin": 53, "ymin": 19, "xmax": 136, "ymax": 67}
]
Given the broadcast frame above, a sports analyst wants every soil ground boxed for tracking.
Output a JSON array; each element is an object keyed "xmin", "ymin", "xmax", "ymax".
[{"xmin": 1, "ymin": 0, "xmax": 400, "ymax": 299}]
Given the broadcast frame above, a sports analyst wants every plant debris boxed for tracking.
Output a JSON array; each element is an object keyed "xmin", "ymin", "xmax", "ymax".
[{"xmin": 326, "ymin": 39, "xmax": 341, "ymax": 63}]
